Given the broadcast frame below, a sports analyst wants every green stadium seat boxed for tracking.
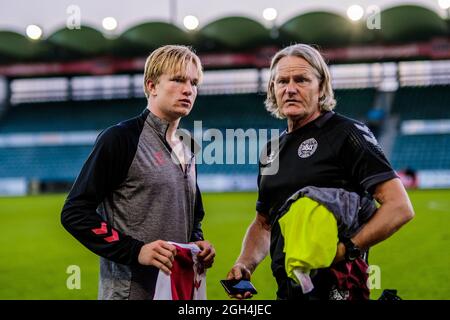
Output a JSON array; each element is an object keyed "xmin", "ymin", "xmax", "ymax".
[{"xmin": 391, "ymin": 85, "xmax": 450, "ymax": 120}]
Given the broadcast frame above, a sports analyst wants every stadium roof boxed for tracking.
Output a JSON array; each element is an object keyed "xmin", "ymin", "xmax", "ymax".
[{"xmin": 0, "ymin": 4, "xmax": 449, "ymax": 66}]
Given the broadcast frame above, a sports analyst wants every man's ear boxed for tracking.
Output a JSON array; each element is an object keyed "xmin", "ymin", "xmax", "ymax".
[
  {"xmin": 269, "ymin": 81, "xmax": 275, "ymax": 96},
  {"xmin": 146, "ymin": 79, "xmax": 157, "ymax": 96},
  {"xmin": 319, "ymin": 80, "xmax": 326, "ymax": 99}
]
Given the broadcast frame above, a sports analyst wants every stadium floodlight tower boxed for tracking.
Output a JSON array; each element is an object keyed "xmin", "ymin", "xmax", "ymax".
[{"xmin": 263, "ymin": 7, "xmax": 278, "ymax": 39}]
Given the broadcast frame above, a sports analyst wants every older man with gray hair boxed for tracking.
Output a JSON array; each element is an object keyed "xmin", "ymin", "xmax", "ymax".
[{"xmin": 226, "ymin": 43, "xmax": 414, "ymax": 300}]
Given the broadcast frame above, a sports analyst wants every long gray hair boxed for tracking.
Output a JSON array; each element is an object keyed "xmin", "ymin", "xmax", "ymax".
[{"xmin": 265, "ymin": 44, "xmax": 336, "ymax": 119}]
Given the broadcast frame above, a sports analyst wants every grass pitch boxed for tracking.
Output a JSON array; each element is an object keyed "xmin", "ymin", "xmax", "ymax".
[{"xmin": 0, "ymin": 190, "xmax": 448, "ymax": 300}]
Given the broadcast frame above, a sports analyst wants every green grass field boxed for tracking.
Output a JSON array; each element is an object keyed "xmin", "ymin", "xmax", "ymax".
[{"xmin": 0, "ymin": 190, "xmax": 449, "ymax": 300}]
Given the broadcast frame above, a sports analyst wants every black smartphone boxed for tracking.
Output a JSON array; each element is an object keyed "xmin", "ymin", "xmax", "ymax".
[{"xmin": 220, "ymin": 279, "xmax": 258, "ymax": 295}]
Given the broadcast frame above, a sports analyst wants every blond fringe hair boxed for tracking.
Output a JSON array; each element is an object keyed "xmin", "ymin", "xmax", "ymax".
[{"xmin": 143, "ymin": 45, "xmax": 203, "ymax": 98}]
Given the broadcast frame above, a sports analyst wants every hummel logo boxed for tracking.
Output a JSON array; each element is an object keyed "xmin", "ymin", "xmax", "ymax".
[
  {"xmin": 354, "ymin": 123, "xmax": 378, "ymax": 146},
  {"xmin": 91, "ymin": 222, "xmax": 120, "ymax": 243}
]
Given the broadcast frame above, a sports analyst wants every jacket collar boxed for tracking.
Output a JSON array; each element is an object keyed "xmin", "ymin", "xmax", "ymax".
[
  {"xmin": 314, "ymin": 111, "xmax": 335, "ymax": 128},
  {"xmin": 283, "ymin": 111, "xmax": 335, "ymax": 136},
  {"xmin": 141, "ymin": 107, "xmax": 197, "ymax": 158},
  {"xmin": 142, "ymin": 107, "xmax": 170, "ymax": 139}
]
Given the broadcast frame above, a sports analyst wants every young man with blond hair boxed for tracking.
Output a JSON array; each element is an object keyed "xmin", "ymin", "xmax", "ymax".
[{"xmin": 62, "ymin": 45, "xmax": 215, "ymax": 300}]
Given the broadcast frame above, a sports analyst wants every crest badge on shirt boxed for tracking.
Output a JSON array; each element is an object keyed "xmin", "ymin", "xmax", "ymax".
[{"xmin": 298, "ymin": 138, "xmax": 318, "ymax": 158}]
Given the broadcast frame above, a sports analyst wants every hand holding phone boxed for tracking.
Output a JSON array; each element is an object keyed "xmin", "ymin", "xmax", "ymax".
[{"xmin": 220, "ymin": 279, "xmax": 258, "ymax": 295}]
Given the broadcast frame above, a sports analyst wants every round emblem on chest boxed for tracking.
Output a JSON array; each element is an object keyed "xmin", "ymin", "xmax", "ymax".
[{"xmin": 298, "ymin": 138, "xmax": 318, "ymax": 158}]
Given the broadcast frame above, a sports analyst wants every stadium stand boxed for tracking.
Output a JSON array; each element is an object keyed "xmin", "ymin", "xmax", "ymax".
[
  {"xmin": 0, "ymin": 88, "xmax": 377, "ymax": 182},
  {"xmin": 182, "ymin": 89, "xmax": 376, "ymax": 130},
  {"xmin": 0, "ymin": 145, "xmax": 92, "ymax": 180},
  {"xmin": 391, "ymin": 134, "xmax": 450, "ymax": 170},
  {"xmin": 391, "ymin": 85, "xmax": 450, "ymax": 120},
  {"xmin": 0, "ymin": 99, "xmax": 145, "ymax": 133},
  {"xmin": 181, "ymin": 93, "xmax": 279, "ymax": 129},
  {"xmin": 333, "ymin": 88, "xmax": 376, "ymax": 121},
  {"xmin": 389, "ymin": 85, "xmax": 450, "ymax": 174},
  {"xmin": 2, "ymin": 74, "xmax": 450, "ymax": 192}
]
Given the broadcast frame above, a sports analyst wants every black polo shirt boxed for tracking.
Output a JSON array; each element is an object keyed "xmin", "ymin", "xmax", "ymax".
[{"xmin": 256, "ymin": 111, "xmax": 398, "ymax": 282}]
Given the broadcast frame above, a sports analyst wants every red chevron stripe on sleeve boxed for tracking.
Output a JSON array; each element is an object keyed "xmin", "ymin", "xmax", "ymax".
[
  {"xmin": 91, "ymin": 222, "xmax": 120, "ymax": 243},
  {"xmin": 92, "ymin": 222, "xmax": 108, "ymax": 235},
  {"xmin": 104, "ymin": 229, "xmax": 120, "ymax": 243}
]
